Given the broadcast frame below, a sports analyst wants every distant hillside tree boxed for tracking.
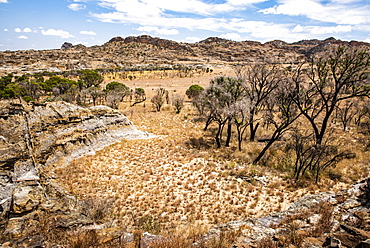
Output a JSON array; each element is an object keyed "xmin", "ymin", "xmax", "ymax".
[
  {"xmin": 79, "ymin": 70, "xmax": 103, "ymax": 88},
  {"xmin": 105, "ymin": 81, "xmax": 131, "ymax": 109},
  {"xmin": 131, "ymin": 87, "xmax": 146, "ymax": 106},
  {"xmin": 186, "ymin": 84, "xmax": 204, "ymax": 99}
]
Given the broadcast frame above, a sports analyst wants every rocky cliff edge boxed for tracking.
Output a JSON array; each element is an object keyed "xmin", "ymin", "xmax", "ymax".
[{"xmin": 0, "ymin": 100, "xmax": 151, "ymax": 245}]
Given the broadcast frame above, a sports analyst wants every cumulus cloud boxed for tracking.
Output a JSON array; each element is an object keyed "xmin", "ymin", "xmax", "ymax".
[
  {"xmin": 309, "ymin": 25, "xmax": 352, "ymax": 34},
  {"xmin": 260, "ymin": 0, "xmax": 369, "ymax": 25},
  {"xmin": 80, "ymin": 30, "xmax": 97, "ymax": 35},
  {"xmin": 292, "ymin": 24, "xmax": 304, "ymax": 33},
  {"xmin": 184, "ymin": 36, "xmax": 202, "ymax": 43},
  {"xmin": 3, "ymin": 28, "xmax": 8, "ymax": 31},
  {"xmin": 68, "ymin": 3, "xmax": 86, "ymax": 11},
  {"xmin": 220, "ymin": 32, "xmax": 243, "ymax": 41},
  {"xmin": 14, "ymin": 28, "xmax": 22, "ymax": 33},
  {"xmin": 0, "ymin": 0, "xmax": 8, "ymax": 3},
  {"xmin": 89, "ymin": 0, "xmax": 364, "ymax": 43},
  {"xmin": 23, "ymin": 28, "xmax": 32, "ymax": 33},
  {"xmin": 292, "ymin": 24, "xmax": 352, "ymax": 34},
  {"xmin": 96, "ymin": 0, "xmax": 266, "ymax": 18},
  {"xmin": 41, "ymin": 29, "xmax": 74, "ymax": 38},
  {"xmin": 137, "ymin": 26, "xmax": 179, "ymax": 35},
  {"xmin": 18, "ymin": 35, "xmax": 28, "ymax": 39}
]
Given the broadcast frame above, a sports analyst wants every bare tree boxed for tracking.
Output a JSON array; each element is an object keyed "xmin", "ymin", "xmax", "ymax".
[
  {"xmin": 88, "ymin": 86, "xmax": 103, "ymax": 106},
  {"xmin": 236, "ymin": 64, "xmax": 282, "ymax": 141},
  {"xmin": 291, "ymin": 46, "xmax": 370, "ymax": 147},
  {"xmin": 335, "ymin": 100, "xmax": 356, "ymax": 131},
  {"xmin": 231, "ymin": 98, "xmax": 251, "ymax": 151},
  {"xmin": 151, "ymin": 88, "xmax": 168, "ymax": 112},
  {"xmin": 253, "ymin": 82, "xmax": 301, "ymax": 164},
  {"xmin": 287, "ymin": 128, "xmax": 356, "ymax": 183},
  {"xmin": 201, "ymin": 76, "xmax": 245, "ymax": 148},
  {"xmin": 172, "ymin": 94, "xmax": 184, "ymax": 113},
  {"xmin": 106, "ymin": 91, "xmax": 122, "ymax": 109}
]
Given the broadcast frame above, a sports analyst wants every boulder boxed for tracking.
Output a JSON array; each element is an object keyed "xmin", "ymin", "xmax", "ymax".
[{"xmin": 61, "ymin": 42, "xmax": 73, "ymax": 49}]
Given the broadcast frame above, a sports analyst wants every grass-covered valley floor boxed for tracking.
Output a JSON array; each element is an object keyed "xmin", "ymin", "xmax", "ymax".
[{"xmin": 53, "ymin": 104, "xmax": 364, "ymax": 240}]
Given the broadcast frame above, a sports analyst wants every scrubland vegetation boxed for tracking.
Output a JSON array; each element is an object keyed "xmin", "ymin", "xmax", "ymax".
[{"xmin": 2, "ymin": 45, "xmax": 370, "ymax": 247}]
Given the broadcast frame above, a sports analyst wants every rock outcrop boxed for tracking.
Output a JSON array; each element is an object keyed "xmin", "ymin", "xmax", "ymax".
[
  {"xmin": 197, "ymin": 178, "xmax": 370, "ymax": 247},
  {"xmin": 61, "ymin": 42, "xmax": 73, "ymax": 49},
  {"xmin": 109, "ymin": 35, "xmax": 192, "ymax": 51},
  {"xmin": 0, "ymin": 100, "xmax": 150, "ymax": 246}
]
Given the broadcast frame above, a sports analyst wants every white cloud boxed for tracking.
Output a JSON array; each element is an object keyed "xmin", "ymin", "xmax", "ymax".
[
  {"xmin": 80, "ymin": 30, "xmax": 97, "ymax": 35},
  {"xmin": 184, "ymin": 37, "xmax": 201, "ymax": 43},
  {"xmin": 0, "ymin": 0, "xmax": 8, "ymax": 3},
  {"xmin": 292, "ymin": 24, "xmax": 304, "ymax": 33},
  {"xmin": 89, "ymin": 0, "xmax": 364, "ymax": 43},
  {"xmin": 260, "ymin": 0, "xmax": 369, "ymax": 25},
  {"xmin": 23, "ymin": 28, "xmax": 32, "ymax": 33},
  {"xmin": 137, "ymin": 26, "xmax": 179, "ymax": 35},
  {"xmin": 3, "ymin": 28, "xmax": 8, "ymax": 31},
  {"xmin": 14, "ymin": 28, "xmax": 22, "ymax": 33},
  {"xmin": 68, "ymin": 3, "xmax": 86, "ymax": 11},
  {"xmin": 291, "ymin": 24, "xmax": 352, "ymax": 35},
  {"xmin": 18, "ymin": 35, "xmax": 28, "ymax": 39},
  {"xmin": 220, "ymin": 32, "xmax": 243, "ymax": 41},
  {"xmin": 41, "ymin": 29, "xmax": 74, "ymax": 38},
  {"xmin": 73, "ymin": 40, "xmax": 89, "ymax": 46},
  {"xmin": 309, "ymin": 25, "xmax": 352, "ymax": 34},
  {"xmin": 96, "ymin": 0, "xmax": 266, "ymax": 18}
]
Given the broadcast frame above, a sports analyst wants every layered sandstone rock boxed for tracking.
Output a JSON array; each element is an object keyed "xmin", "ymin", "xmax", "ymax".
[{"xmin": 0, "ymin": 100, "xmax": 150, "ymax": 245}]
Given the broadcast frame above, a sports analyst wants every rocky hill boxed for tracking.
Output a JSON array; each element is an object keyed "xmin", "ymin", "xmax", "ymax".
[{"xmin": 1, "ymin": 35, "xmax": 369, "ymax": 76}]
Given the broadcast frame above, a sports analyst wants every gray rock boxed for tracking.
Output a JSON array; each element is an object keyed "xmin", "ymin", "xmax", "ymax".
[
  {"xmin": 323, "ymin": 236, "xmax": 342, "ymax": 247},
  {"xmin": 61, "ymin": 42, "xmax": 73, "ymax": 49},
  {"xmin": 12, "ymin": 185, "xmax": 44, "ymax": 213}
]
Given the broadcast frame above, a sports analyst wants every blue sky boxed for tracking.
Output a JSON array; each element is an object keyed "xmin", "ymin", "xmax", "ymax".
[{"xmin": 1, "ymin": 0, "xmax": 370, "ymax": 51}]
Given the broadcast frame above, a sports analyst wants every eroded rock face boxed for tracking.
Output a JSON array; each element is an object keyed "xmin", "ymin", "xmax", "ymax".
[{"xmin": 0, "ymin": 100, "xmax": 150, "ymax": 245}]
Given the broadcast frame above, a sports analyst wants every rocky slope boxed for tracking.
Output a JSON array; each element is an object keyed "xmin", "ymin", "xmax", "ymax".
[
  {"xmin": 0, "ymin": 100, "xmax": 150, "ymax": 245},
  {"xmin": 197, "ymin": 178, "xmax": 370, "ymax": 247},
  {"xmin": 1, "ymin": 35, "xmax": 369, "ymax": 76}
]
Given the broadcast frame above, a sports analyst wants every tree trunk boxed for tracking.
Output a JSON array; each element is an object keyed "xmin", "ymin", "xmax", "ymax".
[
  {"xmin": 225, "ymin": 119, "xmax": 232, "ymax": 147},
  {"xmin": 253, "ymin": 131, "xmax": 280, "ymax": 164},
  {"xmin": 215, "ymin": 124, "xmax": 222, "ymax": 148},
  {"xmin": 204, "ymin": 116, "xmax": 213, "ymax": 131},
  {"xmin": 249, "ymin": 122, "xmax": 259, "ymax": 142}
]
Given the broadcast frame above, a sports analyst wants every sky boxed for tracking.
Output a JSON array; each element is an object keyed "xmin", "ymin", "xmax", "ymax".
[{"xmin": 1, "ymin": 0, "xmax": 370, "ymax": 51}]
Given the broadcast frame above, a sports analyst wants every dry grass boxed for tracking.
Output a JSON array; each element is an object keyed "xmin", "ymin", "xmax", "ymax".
[
  {"xmin": 53, "ymin": 102, "xmax": 369, "ymax": 241},
  {"xmin": 54, "ymin": 105, "xmax": 307, "ymax": 234}
]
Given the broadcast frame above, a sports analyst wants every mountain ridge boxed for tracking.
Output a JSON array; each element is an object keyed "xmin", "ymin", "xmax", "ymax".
[{"xmin": 1, "ymin": 35, "xmax": 369, "ymax": 76}]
